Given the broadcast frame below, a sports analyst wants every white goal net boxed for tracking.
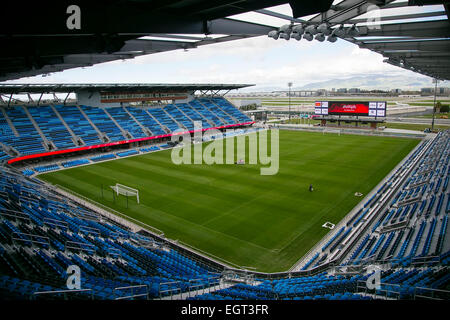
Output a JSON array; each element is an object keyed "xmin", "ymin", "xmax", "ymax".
[
  {"xmin": 110, "ymin": 183, "xmax": 140, "ymax": 204},
  {"xmin": 322, "ymin": 128, "xmax": 341, "ymax": 136}
]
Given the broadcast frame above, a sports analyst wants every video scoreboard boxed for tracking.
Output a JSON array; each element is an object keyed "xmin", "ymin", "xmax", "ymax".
[{"xmin": 315, "ymin": 101, "xmax": 386, "ymax": 117}]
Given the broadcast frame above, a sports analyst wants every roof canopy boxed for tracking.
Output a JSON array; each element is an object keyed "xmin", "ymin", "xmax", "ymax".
[
  {"xmin": 0, "ymin": 83, "xmax": 253, "ymax": 94},
  {"xmin": 260, "ymin": 0, "xmax": 450, "ymax": 80},
  {"xmin": 0, "ymin": 0, "xmax": 333, "ymax": 81},
  {"xmin": 1, "ymin": 1, "xmax": 448, "ymax": 81}
]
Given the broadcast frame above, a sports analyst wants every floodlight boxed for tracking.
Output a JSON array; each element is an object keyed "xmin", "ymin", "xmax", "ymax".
[
  {"xmin": 347, "ymin": 24, "xmax": 360, "ymax": 37},
  {"xmin": 279, "ymin": 32, "xmax": 291, "ymax": 40},
  {"xmin": 317, "ymin": 23, "xmax": 331, "ymax": 36},
  {"xmin": 327, "ymin": 35, "xmax": 337, "ymax": 43},
  {"xmin": 331, "ymin": 25, "xmax": 345, "ymax": 38},
  {"xmin": 315, "ymin": 33, "xmax": 325, "ymax": 42},
  {"xmin": 303, "ymin": 32, "xmax": 313, "ymax": 41},
  {"xmin": 291, "ymin": 32, "xmax": 302, "ymax": 41},
  {"xmin": 279, "ymin": 24, "xmax": 292, "ymax": 34},
  {"xmin": 292, "ymin": 24, "xmax": 305, "ymax": 35},
  {"xmin": 268, "ymin": 30, "xmax": 279, "ymax": 40},
  {"xmin": 304, "ymin": 25, "xmax": 318, "ymax": 35}
]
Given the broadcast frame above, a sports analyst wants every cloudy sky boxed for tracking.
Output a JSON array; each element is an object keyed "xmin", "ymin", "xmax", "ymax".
[{"xmin": 4, "ymin": 2, "xmax": 448, "ymax": 91}]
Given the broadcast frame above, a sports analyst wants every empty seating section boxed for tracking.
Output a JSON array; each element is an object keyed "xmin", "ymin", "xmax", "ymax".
[
  {"xmin": 0, "ymin": 150, "xmax": 9, "ymax": 162},
  {"xmin": 80, "ymin": 106, "xmax": 126, "ymax": 142},
  {"xmin": 26, "ymin": 106, "xmax": 75, "ymax": 150},
  {"xmin": 116, "ymin": 150, "xmax": 139, "ymax": 157},
  {"xmin": 198, "ymin": 98, "xmax": 234, "ymax": 124},
  {"xmin": 148, "ymin": 108, "xmax": 179, "ymax": 132},
  {"xmin": 301, "ymin": 130, "xmax": 450, "ymax": 273},
  {"xmin": 33, "ymin": 164, "xmax": 60, "ymax": 173},
  {"xmin": 164, "ymin": 104, "xmax": 193, "ymax": 130},
  {"xmin": 55, "ymin": 105, "xmax": 102, "ymax": 146},
  {"xmin": 210, "ymin": 97, "xmax": 252, "ymax": 123},
  {"xmin": 0, "ymin": 117, "xmax": 14, "ymax": 161},
  {"xmin": 140, "ymin": 146, "xmax": 160, "ymax": 153},
  {"xmin": 176, "ymin": 103, "xmax": 211, "ymax": 129},
  {"xmin": 0, "ymin": 98, "xmax": 250, "ymax": 158},
  {"xmin": 125, "ymin": 107, "xmax": 166, "ymax": 135},
  {"xmin": 90, "ymin": 154, "xmax": 116, "ymax": 162},
  {"xmin": 0, "ymin": 167, "xmax": 216, "ymax": 300},
  {"xmin": 62, "ymin": 159, "xmax": 90, "ymax": 168},
  {"xmin": 189, "ymin": 100, "xmax": 224, "ymax": 126},
  {"xmin": 22, "ymin": 169, "xmax": 34, "ymax": 177},
  {"xmin": 2, "ymin": 107, "xmax": 46, "ymax": 155},
  {"xmin": 0, "ymin": 115, "xmax": 15, "ymax": 142},
  {"xmin": 189, "ymin": 267, "xmax": 449, "ymax": 300},
  {"xmin": 106, "ymin": 107, "xmax": 146, "ymax": 139}
]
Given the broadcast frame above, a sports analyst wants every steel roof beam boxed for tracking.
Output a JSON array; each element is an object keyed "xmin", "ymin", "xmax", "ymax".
[
  {"xmin": 384, "ymin": 51, "xmax": 450, "ymax": 58},
  {"xmin": 349, "ymin": 10, "xmax": 447, "ymax": 24},
  {"xmin": 253, "ymin": 9, "xmax": 309, "ymax": 24},
  {"xmin": 356, "ymin": 19, "xmax": 450, "ymax": 38},
  {"xmin": 359, "ymin": 39, "xmax": 450, "ymax": 51},
  {"xmin": 308, "ymin": 0, "xmax": 397, "ymax": 25}
]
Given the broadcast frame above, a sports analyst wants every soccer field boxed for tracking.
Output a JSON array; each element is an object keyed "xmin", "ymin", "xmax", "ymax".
[{"xmin": 39, "ymin": 130, "xmax": 419, "ymax": 272}]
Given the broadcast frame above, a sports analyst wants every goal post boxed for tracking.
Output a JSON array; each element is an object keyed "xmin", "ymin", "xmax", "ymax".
[
  {"xmin": 322, "ymin": 128, "xmax": 341, "ymax": 136},
  {"xmin": 110, "ymin": 183, "xmax": 140, "ymax": 204}
]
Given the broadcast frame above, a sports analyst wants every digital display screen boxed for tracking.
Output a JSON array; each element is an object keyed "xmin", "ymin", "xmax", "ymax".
[
  {"xmin": 315, "ymin": 101, "xmax": 386, "ymax": 117},
  {"xmin": 328, "ymin": 102, "xmax": 369, "ymax": 116}
]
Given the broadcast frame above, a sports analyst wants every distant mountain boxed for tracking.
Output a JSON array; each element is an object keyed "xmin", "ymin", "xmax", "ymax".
[
  {"xmin": 233, "ymin": 74, "xmax": 450, "ymax": 93},
  {"xmin": 296, "ymin": 74, "xmax": 447, "ymax": 91}
]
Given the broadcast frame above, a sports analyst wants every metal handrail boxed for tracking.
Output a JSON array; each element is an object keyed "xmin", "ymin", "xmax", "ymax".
[
  {"xmin": 43, "ymin": 217, "xmax": 69, "ymax": 229},
  {"xmin": 414, "ymin": 286, "xmax": 450, "ymax": 300},
  {"xmin": 159, "ymin": 287, "xmax": 182, "ymax": 300},
  {"xmin": 78, "ymin": 225, "xmax": 101, "ymax": 236},
  {"xmin": 33, "ymin": 288, "xmax": 93, "ymax": 300},
  {"xmin": 356, "ymin": 280, "xmax": 450, "ymax": 300},
  {"xmin": 114, "ymin": 284, "xmax": 149, "ymax": 300},
  {"xmin": 12, "ymin": 231, "xmax": 50, "ymax": 246},
  {"xmin": 65, "ymin": 240, "xmax": 96, "ymax": 253},
  {"xmin": 0, "ymin": 209, "xmax": 32, "ymax": 222}
]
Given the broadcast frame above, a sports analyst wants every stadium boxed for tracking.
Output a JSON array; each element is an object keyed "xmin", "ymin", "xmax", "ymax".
[{"xmin": 0, "ymin": 0, "xmax": 449, "ymax": 307}]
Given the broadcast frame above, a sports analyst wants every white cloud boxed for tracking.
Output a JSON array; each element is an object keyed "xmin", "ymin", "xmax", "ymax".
[{"xmin": 5, "ymin": 34, "xmax": 433, "ymax": 90}]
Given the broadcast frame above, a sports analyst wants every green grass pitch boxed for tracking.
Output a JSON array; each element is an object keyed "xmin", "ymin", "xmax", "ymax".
[{"xmin": 39, "ymin": 130, "xmax": 419, "ymax": 272}]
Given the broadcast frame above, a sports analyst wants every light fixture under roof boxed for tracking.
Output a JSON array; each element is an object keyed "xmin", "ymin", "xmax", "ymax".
[
  {"xmin": 331, "ymin": 25, "xmax": 346, "ymax": 38},
  {"xmin": 317, "ymin": 23, "xmax": 332, "ymax": 36},
  {"xmin": 280, "ymin": 32, "xmax": 291, "ymax": 40},
  {"xmin": 305, "ymin": 25, "xmax": 318, "ymax": 35},
  {"xmin": 292, "ymin": 32, "xmax": 302, "ymax": 41},
  {"xmin": 327, "ymin": 35, "xmax": 337, "ymax": 43},
  {"xmin": 303, "ymin": 32, "xmax": 314, "ymax": 41},
  {"xmin": 347, "ymin": 24, "xmax": 360, "ymax": 37},
  {"xmin": 292, "ymin": 24, "xmax": 305, "ymax": 35},
  {"xmin": 268, "ymin": 30, "xmax": 279, "ymax": 40},
  {"xmin": 315, "ymin": 33, "xmax": 325, "ymax": 42},
  {"xmin": 279, "ymin": 24, "xmax": 292, "ymax": 34}
]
